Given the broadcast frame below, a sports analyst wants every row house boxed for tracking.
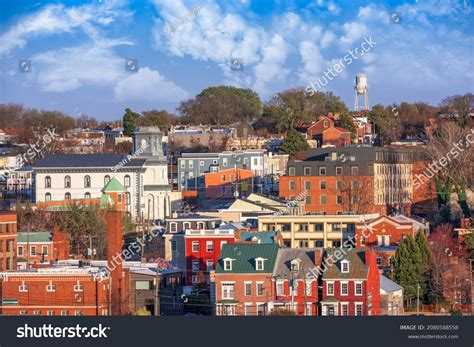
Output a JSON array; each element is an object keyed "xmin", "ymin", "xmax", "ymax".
[
  {"xmin": 258, "ymin": 213, "xmax": 379, "ymax": 248},
  {"xmin": 16, "ymin": 228, "xmax": 69, "ymax": 267},
  {"xmin": 0, "ymin": 267, "xmax": 110, "ymax": 316},
  {"xmin": 5, "ymin": 166, "xmax": 34, "ymax": 202},
  {"xmin": 280, "ymin": 147, "xmax": 436, "ymax": 216},
  {"xmin": 320, "ymin": 248, "xmax": 380, "ymax": 316},
  {"xmin": 0, "ymin": 212, "xmax": 17, "ymax": 271},
  {"xmin": 204, "ymin": 167, "xmax": 254, "ymax": 198}
]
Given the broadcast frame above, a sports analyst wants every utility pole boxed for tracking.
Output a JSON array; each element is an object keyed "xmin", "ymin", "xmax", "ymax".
[
  {"xmin": 416, "ymin": 283, "xmax": 420, "ymax": 316},
  {"xmin": 154, "ymin": 273, "xmax": 161, "ymax": 316}
]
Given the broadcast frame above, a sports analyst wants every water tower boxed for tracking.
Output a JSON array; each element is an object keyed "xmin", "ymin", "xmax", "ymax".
[{"xmin": 354, "ymin": 73, "xmax": 369, "ymax": 111}]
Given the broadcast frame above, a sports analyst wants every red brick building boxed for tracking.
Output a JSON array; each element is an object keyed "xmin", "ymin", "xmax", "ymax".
[
  {"xmin": 0, "ymin": 267, "xmax": 110, "ymax": 316},
  {"xmin": 319, "ymin": 248, "xmax": 380, "ymax": 316},
  {"xmin": 0, "ymin": 212, "xmax": 17, "ymax": 271},
  {"xmin": 322, "ymin": 127, "xmax": 351, "ymax": 147},
  {"xmin": 355, "ymin": 215, "xmax": 415, "ymax": 248},
  {"xmin": 204, "ymin": 168, "xmax": 254, "ymax": 198},
  {"xmin": 184, "ymin": 224, "xmax": 236, "ymax": 286}
]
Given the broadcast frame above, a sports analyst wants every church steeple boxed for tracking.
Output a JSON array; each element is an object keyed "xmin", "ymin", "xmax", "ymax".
[{"xmin": 132, "ymin": 127, "xmax": 167, "ymax": 162}]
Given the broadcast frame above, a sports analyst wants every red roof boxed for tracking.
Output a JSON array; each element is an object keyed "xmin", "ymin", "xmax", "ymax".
[{"xmin": 333, "ymin": 127, "xmax": 351, "ymax": 133}]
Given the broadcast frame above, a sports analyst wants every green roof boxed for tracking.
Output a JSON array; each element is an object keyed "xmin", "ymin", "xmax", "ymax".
[
  {"xmin": 102, "ymin": 177, "xmax": 126, "ymax": 193},
  {"xmin": 100, "ymin": 194, "xmax": 113, "ymax": 208},
  {"xmin": 17, "ymin": 232, "xmax": 53, "ymax": 243},
  {"xmin": 215, "ymin": 244, "xmax": 280, "ymax": 274},
  {"xmin": 239, "ymin": 231, "xmax": 279, "ymax": 244}
]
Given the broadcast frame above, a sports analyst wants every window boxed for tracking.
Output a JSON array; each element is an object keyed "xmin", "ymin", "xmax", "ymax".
[
  {"xmin": 221, "ymin": 174, "xmax": 226, "ymax": 182},
  {"xmin": 222, "ymin": 283, "xmax": 234, "ymax": 299},
  {"xmin": 289, "ymin": 181, "xmax": 295, "ymax": 190},
  {"xmin": 305, "ymin": 282, "xmax": 312, "ymax": 296},
  {"xmin": 200, "ymin": 160, "xmax": 205, "ymax": 167},
  {"xmin": 326, "ymin": 282, "xmax": 334, "ymax": 295},
  {"xmin": 75, "ymin": 310, "xmax": 83, "ymax": 316},
  {"xmin": 47, "ymin": 284, "xmax": 56, "ymax": 292},
  {"xmin": 383, "ymin": 235, "xmax": 390, "ymax": 246},
  {"xmin": 336, "ymin": 167, "xmax": 342, "ymax": 175},
  {"xmin": 197, "ymin": 222, "xmax": 205, "ymax": 229},
  {"xmin": 341, "ymin": 303, "xmax": 349, "ymax": 316},
  {"xmin": 20, "ymin": 310, "xmax": 28, "ymax": 315},
  {"xmin": 104, "ymin": 175, "xmax": 111, "ymax": 186},
  {"xmin": 183, "ymin": 222, "xmax": 191, "ymax": 230},
  {"xmin": 206, "ymin": 241, "xmax": 213, "ymax": 252},
  {"xmin": 84, "ymin": 192, "xmax": 91, "ymax": 199},
  {"xmin": 124, "ymin": 175, "xmax": 131, "ymax": 187},
  {"xmin": 224, "ymin": 259, "xmax": 232, "ymax": 271},
  {"xmin": 42, "ymin": 245, "xmax": 48, "ymax": 256},
  {"xmin": 169, "ymin": 222, "xmax": 177, "ymax": 232},
  {"xmin": 255, "ymin": 258, "xmax": 264, "ymax": 271},
  {"xmin": 45, "ymin": 193, "xmax": 51, "ymax": 201},
  {"xmin": 30, "ymin": 246, "xmax": 36, "ymax": 256},
  {"xmin": 351, "ymin": 166, "xmax": 359, "ymax": 175},
  {"xmin": 320, "ymin": 181, "xmax": 326, "ymax": 189},
  {"xmin": 341, "ymin": 260, "xmax": 349, "ymax": 273},
  {"xmin": 276, "ymin": 281, "xmax": 284, "ymax": 296},
  {"xmin": 304, "ymin": 167, "xmax": 311, "ymax": 176},
  {"xmin": 47, "ymin": 310, "xmax": 55, "ymax": 316},
  {"xmin": 126, "ymin": 192, "xmax": 131, "ymax": 206},
  {"xmin": 336, "ymin": 195, "xmax": 343, "ymax": 204},
  {"xmin": 64, "ymin": 176, "xmax": 71, "ymax": 188},
  {"xmin": 355, "ymin": 303, "xmax": 363, "ymax": 316},
  {"xmin": 33, "ymin": 310, "xmax": 41, "ymax": 316},
  {"xmin": 305, "ymin": 196, "xmax": 311, "ymax": 204},
  {"xmin": 180, "ymin": 161, "xmax": 185, "ymax": 169},
  {"xmin": 319, "ymin": 167, "xmax": 326, "ymax": 175},
  {"xmin": 223, "ymin": 158, "xmax": 228, "ymax": 167},
  {"xmin": 376, "ymin": 257, "xmax": 382, "ymax": 266},
  {"xmin": 61, "ymin": 310, "xmax": 69, "ymax": 316},
  {"xmin": 341, "ymin": 281, "xmax": 348, "ymax": 295},
  {"xmin": 245, "ymin": 282, "xmax": 252, "ymax": 296},
  {"xmin": 320, "ymin": 196, "xmax": 326, "ymax": 204},
  {"xmin": 192, "ymin": 241, "xmax": 199, "ymax": 252},
  {"xmin": 256, "ymin": 282, "xmax": 264, "ymax": 296},
  {"xmin": 288, "ymin": 167, "xmax": 296, "ymax": 176},
  {"xmin": 18, "ymin": 246, "xmax": 24, "ymax": 257},
  {"xmin": 64, "ymin": 192, "xmax": 71, "ymax": 200},
  {"xmin": 355, "ymin": 282, "xmax": 363, "ymax": 296},
  {"xmin": 136, "ymin": 281, "xmax": 151, "ymax": 290},
  {"xmin": 244, "ymin": 304, "xmax": 253, "ymax": 316},
  {"xmin": 206, "ymin": 259, "xmax": 214, "ymax": 271},
  {"xmin": 189, "ymin": 161, "xmax": 193, "ymax": 169},
  {"xmin": 192, "ymin": 260, "xmax": 200, "ymax": 272},
  {"xmin": 45, "ymin": 176, "xmax": 51, "ymax": 188},
  {"xmin": 230, "ymin": 174, "xmax": 235, "ymax": 182},
  {"xmin": 305, "ymin": 181, "xmax": 311, "ymax": 190},
  {"xmin": 170, "ymin": 241, "xmax": 177, "ymax": 252},
  {"xmin": 351, "ymin": 180, "xmax": 358, "ymax": 189},
  {"xmin": 19, "ymin": 284, "xmax": 28, "ymax": 292},
  {"xmin": 336, "ymin": 180, "xmax": 342, "ymax": 190},
  {"xmin": 84, "ymin": 175, "xmax": 91, "ymax": 188},
  {"xmin": 74, "ymin": 284, "xmax": 83, "ymax": 292},
  {"xmin": 191, "ymin": 275, "xmax": 198, "ymax": 284}
]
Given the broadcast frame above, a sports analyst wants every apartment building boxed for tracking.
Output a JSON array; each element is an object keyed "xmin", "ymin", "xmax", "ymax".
[
  {"xmin": 258, "ymin": 213, "xmax": 379, "ymax": 248},
  {"xmin": 0, "ymin": 212, "xmax": 17, "ymax": 271}
]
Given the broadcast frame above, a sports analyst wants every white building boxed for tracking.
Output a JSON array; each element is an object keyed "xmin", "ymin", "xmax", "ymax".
[{"xmin": 34, "ymin": 127, "xmax": 179, "ymax": 220}]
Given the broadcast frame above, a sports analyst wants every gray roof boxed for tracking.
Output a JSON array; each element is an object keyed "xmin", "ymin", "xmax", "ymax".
[
  {"xmin": 217, "ymin": 222, "xmax": 245, "ymax": 231},
  {"xmin": 272, "ymin": 248, "xmax": 321, "ymax": 280},
  {"xmin": 380, "ymin": 275, "xmax": 403, "ymax": 293},
  {"xmin": 34, "ymin": 154, "xmax": 146, "ymax": 169}
]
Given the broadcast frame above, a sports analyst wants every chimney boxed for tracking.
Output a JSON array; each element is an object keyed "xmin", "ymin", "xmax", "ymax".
[
  {"xmin": 106, "ymin": 210, "xmax": 124, "ymax": 316},
  {"xmin": 314, "ymin": 249, "xmax": 323, "ymax": 266}
]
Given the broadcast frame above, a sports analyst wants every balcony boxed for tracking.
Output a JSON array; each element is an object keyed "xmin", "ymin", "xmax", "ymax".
[{"xmin": 185, "ymin": 229, "xmax": 233, "ymax": 236}]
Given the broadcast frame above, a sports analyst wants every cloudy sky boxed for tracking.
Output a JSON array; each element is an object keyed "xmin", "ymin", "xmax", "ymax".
[{"xmin": 0, "ymin": 0, "xmax": 473, "ymax": 121}]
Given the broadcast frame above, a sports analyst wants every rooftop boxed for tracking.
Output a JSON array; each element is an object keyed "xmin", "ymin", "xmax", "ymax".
[{"xmin": 34, "ymin": 154, "xmax": 146, "ymax": 169}]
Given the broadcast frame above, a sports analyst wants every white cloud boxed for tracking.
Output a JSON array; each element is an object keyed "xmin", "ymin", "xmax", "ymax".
[
  {"xmin": 114, "ymin": 67, "xmax": 189, "ymax": 103},
  {"xmin": 298, "ymin": 40, "xmax": 325, "ymax": 81}
]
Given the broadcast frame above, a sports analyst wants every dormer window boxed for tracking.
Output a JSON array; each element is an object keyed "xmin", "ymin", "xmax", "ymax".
[
  {"xmin": 341, "ymin": 260, "xmax": 350, "ymax": 273},
  {"xmin": 223, "ymin": 258, "xmax": 233, "ymax": 271},
  {"xmin": 255, "ymin": 257, "xmax": 266, "ymax": 271},
  {"xmin": 290, "ymin": 258, "xmax": 302, "ymax": 273}
]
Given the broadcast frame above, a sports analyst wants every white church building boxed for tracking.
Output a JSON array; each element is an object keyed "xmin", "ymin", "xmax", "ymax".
[{"xmin": 34, "ymin": 127, "xmax": 180, "ymax": 220}]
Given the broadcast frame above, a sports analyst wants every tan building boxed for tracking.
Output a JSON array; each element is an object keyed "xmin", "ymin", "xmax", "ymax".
[{"xmin": 258, "ymin": 213, "xmax": 379, "ymax": 248}]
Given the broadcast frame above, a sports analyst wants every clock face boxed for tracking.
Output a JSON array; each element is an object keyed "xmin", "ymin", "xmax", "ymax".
[{"xmin": 141, "ymin": 139, "xmax": 148, "ymax": 149}]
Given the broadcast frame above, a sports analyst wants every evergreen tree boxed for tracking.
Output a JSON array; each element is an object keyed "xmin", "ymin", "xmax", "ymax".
[
  {"xmin": 415, "ymin": 231, "xmax": 431, "ymax": 266},
  {"xmin": 122, "ymin": 108, "xmax": 141, "ymax": 136},
  {"xmin": 279, "ymin": 129, "xmax": 308, "ymax": 155}
]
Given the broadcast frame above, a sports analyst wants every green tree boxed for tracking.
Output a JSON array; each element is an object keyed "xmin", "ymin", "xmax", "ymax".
[
  {"xmin": 339, "ymin": 114, "xmax": 357, "ymax": 141},
  {"xmin": 279, "ymin": 129, "xmax": 308, "ymax": 155},
  {"xmin": 392, "ymin": 235, "xmax": 424, "ymax": 305},
  {"xmin": 415, "ymin": 231, "xmax": 431, "ymax": 266},
  {"xmin": 138, "ymin": 109, "xmax": 177, "ymax": 132},
  {"xmin": 178, "ymin": 86, "xmax": 262, "ymax": 125},
  {"xmin": 368, "ymin": 104, "xmax": 401, "ymax": 145},
  {"xmin": 122, "ymin": 108, "xmax": 141, "ymax": 136}
]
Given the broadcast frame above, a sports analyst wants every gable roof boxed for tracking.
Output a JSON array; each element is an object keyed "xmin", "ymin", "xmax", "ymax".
[
  {"xmin": 239, "ymin": 231, "xmax": 280, "ymax": 244},
  {"xmin": 322, "ymin": 248, "xmax": 370, "ymax": 280},
  {"xmin": 102, "ymin": 177, "xmax": 126, "ymax": 193},
  {"xmin": 380, "ymin": 275, "xmax": 403, "ymax": 293},
  {"xmin": 273, "ymin": 248, "xmax": 321, "ymax": 280},
  {"xmin": 215, "ymin": 244, "xmax": 280, "ymax": 274},
  {"xmin": 34, "ymin": 154, "xmax": 146, "ymax": 169}
]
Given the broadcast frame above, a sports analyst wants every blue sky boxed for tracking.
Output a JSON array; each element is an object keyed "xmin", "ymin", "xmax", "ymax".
[{"xmin": 0, "ymin": 0, "xmax": 473, "ymax": 121}]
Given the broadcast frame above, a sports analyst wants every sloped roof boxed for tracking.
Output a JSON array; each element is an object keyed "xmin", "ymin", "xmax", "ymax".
[
  {"xmin": 239, "ymin": 231, "xmax": 279, "ymax": 244},
  {"xmin": 102, "ymin": 177, "xmax": 126, "ymax": 193},
  {"xmin": 380, "ymin": 275, "xmax": 403, "ymax": 293},
  {"xmin": 273, "ymin": 248, "xmax": 321, "ymax": 280},
  {"xmin": 17, "ymin": 232, "xmax": 53, "ymax": 243},
  {"xmin": 322, "ymin": 248, "xmax": 369, "ymax": 280},
  {"xmin": 215, "ymin": 244, "xmax": 280, "ymax": 274},
  {"xmin": 34, "ymin": 154, "xmax": 146, "ymax": 168}
]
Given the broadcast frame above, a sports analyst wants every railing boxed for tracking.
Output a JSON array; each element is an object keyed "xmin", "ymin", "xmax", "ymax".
[{"xmin": 185, "ymin": 229, "xmax": 232, "ymax": 236}]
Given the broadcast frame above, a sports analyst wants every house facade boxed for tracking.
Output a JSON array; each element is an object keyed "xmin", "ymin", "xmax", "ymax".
[{"xmin": 0, "ymin": 212, "xmax": 16, "ymax": 271}]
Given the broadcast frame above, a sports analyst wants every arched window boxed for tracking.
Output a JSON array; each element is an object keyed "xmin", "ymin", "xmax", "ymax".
[
  {"xmin": 84, "ymin": 192, "xmax": 91, "ymax": 199},
  {"xmin": 84, "ymin": 175, "xmax": 91, "ymax": 188},
  {"xmin": 124, "ymin": 175, "xmax": 131, "ymax": 187},
  {"xmin": 125, "ymin": 192, "xmax": 131, "ymax": 205},
  {"xmin": 104, "ymin": 175, "xmax": 111, "ymax": 186},
  {"xmin": 45, "ymin": 176, "xmax": 51, "ymax": 188},
  {"xmin": 64, "ymin": 176, "xmax": 71, "ymax": 188},
  {"xmin": 45, "ymin": 193, "xmax": 51, "ymax": 202},
  {"xmin": 64, "ymin": 192, "xmax": 71, "ymax": 200}
]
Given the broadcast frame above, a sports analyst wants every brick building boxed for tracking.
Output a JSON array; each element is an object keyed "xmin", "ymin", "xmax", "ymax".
[
  {"xmin": 204, "ymin": 167, "xmax": 254, "ymax": 198},
  {"xmin": 322, "ymin": 127, "xmax": 352, "ymax": 147},
  {"xmin": 319, "ymin": 248, "xmax": 380, "ymax": 316},
  {"xmin": 0, "ymin": 212, "xmax": 17, "ymax": 271}
]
